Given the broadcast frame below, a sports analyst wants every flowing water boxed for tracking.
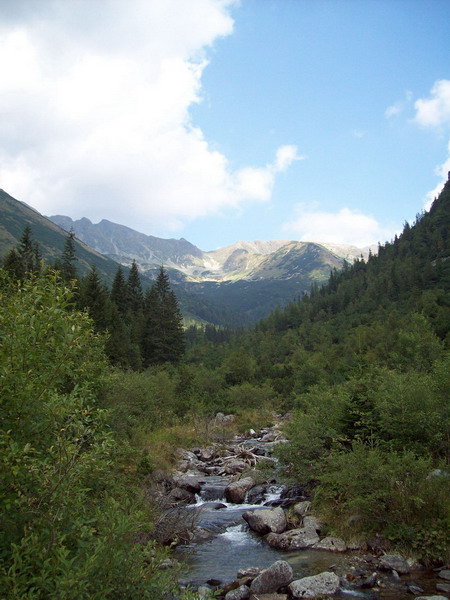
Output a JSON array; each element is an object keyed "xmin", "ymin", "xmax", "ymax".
[{"xmin": 175, "ymin": 451, "xmax": 445, "ymax": 599}]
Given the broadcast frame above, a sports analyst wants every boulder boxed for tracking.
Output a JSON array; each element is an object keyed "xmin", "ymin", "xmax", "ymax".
[
  {"xmin": 280, "ymin": 485, "xmax": 306, "ymax": 503},
  {"xmin": 313, "ymin": 536, "xmax": 347, "ymax": 552},
  {"xmin": 438, "ymin": 570, "xmax": 450, "ymax": 581},
  {"xmin": 167, "ymin": 487, "xmax": 196, "ymax": 505},
  {"xmin": 193, "ymin": 447, "xmax": 216, "ymax": 462},
  {"xmin": 289, "ymin": 571, "xmax": 340, "ymax": 599},
  {"xmin": 225, "ymin": 477, "xmax": 255, "ymax": 504},
  {"xmin": 378, "ymin": 553, "xmax": 411, "ymax": 574},
  {"xmin": 223, "ymin": 459, "xmax": 249, "ymax": 475},
  {"xmin": 250, "ymin": 560, "xmax": 293, "ymax": 594},
  {"xmin": 249, "ymin": 596, "xmax": 287, "ymax": 600},
  {"xmin": 293, "ymin": 501, "xmax": 311, "ymax": 517},
  {"xmin": 237, "ymin": 567, "xmax": 263, "ymax": 579},
  {"xmin": 436, "ymin": 583, "xmax": 450, "ymax": 593},
  {"xmin": 243, "ymin": 507, "xmax": 287, "ymax": 535},
  {"xmin": 415, "ymin": 597, "xmax": 449, "ymax": 600},
  {"xmin": 173, "ymin": 475, "xmax": 201, "ymax": 494},
  {"xmin": 266, "ymin": 526, "xmax": 320, "ymax": 550},
  {"xmin": 246, "ymin": 483, "xmax": 268, "ymax": 504},
  {"xmin": 224, "ymin": 585, "xmax": 250, "ymax": 600},
  {"xmin": 302, "ymin": 516, "xmax": 322, "ymax": 532}
]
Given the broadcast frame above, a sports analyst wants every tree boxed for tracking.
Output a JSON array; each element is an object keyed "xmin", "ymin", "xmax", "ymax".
[
  {"xmin": 60, "ymin": 228, "xmax": 78, "ymax": 282},
  {"xmin": 110, "ymin": 265, "xmax": 128, "ymax": 314},
  {"xmin": 127, "ymin": 260, "xmax": 143, "ymax": 313},
  {"xmin": 78, "ymin": 266, "xmax": 110, "ymax": 331}
]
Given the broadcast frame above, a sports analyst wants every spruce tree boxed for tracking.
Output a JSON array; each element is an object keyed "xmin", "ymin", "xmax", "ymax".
[
  {"xmin": 110, "ymin": 266, "xmax": 128, "ymax": 314},
  {"xmin": 61, "ymin": 229, "xmax": 78, "ymax": 282},
  {"xmin": 126, "ymin": 260, "xmax": 143, "ymax": 313},
  {"xmin": 78, "ymin": 266, "xmax": 110, "ymax": 331}
]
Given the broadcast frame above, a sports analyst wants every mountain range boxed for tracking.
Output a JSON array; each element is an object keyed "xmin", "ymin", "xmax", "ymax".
[{"xmin": 0, "ymin": 187, "xmax": 373, "ymax": 326}]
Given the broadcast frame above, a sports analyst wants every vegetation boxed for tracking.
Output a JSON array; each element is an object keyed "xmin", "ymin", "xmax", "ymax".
[{"xmin": 1, "ymin": 177, "xmax": 449, "ymax": 598}]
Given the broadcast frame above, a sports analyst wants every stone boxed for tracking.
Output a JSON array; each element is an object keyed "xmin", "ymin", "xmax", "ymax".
[
  {"xmin": 415, "ymin": 597, "xmax": 449, "ymax": 600},
  {"xmin": 280, "ymin": 485, "xmax": 307, "ymax": 502},
  {"xmin": 173, "ymin": 475, "xmax": 201, "ymax": 494},
  {"xmin": 302, "ymin": 516, "xmax": 322, "ymax": 532},
  {"xmin": 224, "ymin": 585, "xmax": 250, "ymax": 600},
  {"xmin": 436, "ymin": 583, "xmax": 450, "ymax": 593},
  {"xmin": 293, "ymin": 501, "xmax": 311, "ymax": 517},
  {"xmin": 250, "ymin": 560, "xmax": 294, "ymax": 594},
  {"xmin": 313, "ymin": 536, "xmax": 347, "ymax": 552},
  {"xmin": 198, "ymin": 501, "xmax": 227, "ymax": 510},
  {"xmin": 249, "ymin": 596, "xmax": 287, "ymax": 600},
  {"xmin": 407, "ymin": 583, "xmax": 424, "ymax": 595},
  {"xmin": 225, "ymin": 477, "xmax": 255, "ymax": 504},
  {"xmin": 378, "ymin": 553, "xmax": 411, "ymax": 574},
  {"xmin": 438, "ymin": 570, "xmax": 450, "ymax": 581},
  {"xmin": 237, "ymin": 567, "xmax": 263, "ymax": 579},
  {"xmin": 197, "ymin": 585, "xmax": 214, "ymax": 598},
  {"xmin": 223, "ymin": 459, "xmax": 249, "ymax": 475},
  {"xmin": 289, "ymin": 571, "xmax": 340, "ymax": 599},
  {"xmin": 266, "ymin": 526, "xmax": 320, "ymax": 550},
  {"xmin": 243, "ymin": 507, "xmax": 287, "ymax": 535},
  {"xmin": 246, "ymin": 483, "xmax": 268, "ymax": 505},
  {"xmin": 167, "ymin": 487, "xmax": 196, "ymax": 505}
]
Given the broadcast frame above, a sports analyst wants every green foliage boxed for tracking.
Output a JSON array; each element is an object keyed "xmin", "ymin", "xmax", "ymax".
[{"xmin": 0, "ymin": 270, "xmax": 176, "ymax": 598}]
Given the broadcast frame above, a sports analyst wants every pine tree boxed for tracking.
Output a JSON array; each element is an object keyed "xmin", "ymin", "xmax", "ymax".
[
  {"xmin": 16, "ymin": 226, "xmax": 41, "ymax": 277},
  {"xmin": 61, "ymin": 229, "xmax": 78, "ymax": 282},
  {"xmin": 78, "ymin": 266, "xmax": 110, "ymax": 331},
  {"xmin": 126, "ymin": 260, "xmax": 143, "ymax": 313},
  {"xmin": 110, "ymin": 266, "xmax": 128, "ymax": 314}
]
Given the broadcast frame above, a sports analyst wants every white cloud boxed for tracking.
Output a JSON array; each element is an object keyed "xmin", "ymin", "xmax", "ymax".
[
  {"xmin": 424, "ymin": 140, "xmax": 450, "ymax": 210},
  {"xmin": 385, "ymin": 90, "xmax": 412, "ymax": 119},
  {"xmin": 0, "ymin": 0, "xmax": 299, "ymax": 233},
  {"xmin": 414, "ymin": 79, "xmax": 450, "ymax": 128},
  {"xmin": 283, "ymin": 206, "xmax": 395, "ymax": 247}
]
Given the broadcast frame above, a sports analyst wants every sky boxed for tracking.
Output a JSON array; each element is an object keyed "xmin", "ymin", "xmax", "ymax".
[{"xmin": 0, "ymin": 0, "xmax": 449, "ymax": 251}]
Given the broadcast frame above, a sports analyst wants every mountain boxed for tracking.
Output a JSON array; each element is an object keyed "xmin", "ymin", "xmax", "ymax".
[
  {"xmin": 0, "ymin": 190, "xmax": 121, "ymax": 282},
  {"xmin": 49, "ymin": 215, "xmax": 351, "ymax": 323}
]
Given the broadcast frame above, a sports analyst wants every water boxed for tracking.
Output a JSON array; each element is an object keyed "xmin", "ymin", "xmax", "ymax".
[{"xmin": 175, "ymin": 449, "xmax": 444, "ymax": 599}]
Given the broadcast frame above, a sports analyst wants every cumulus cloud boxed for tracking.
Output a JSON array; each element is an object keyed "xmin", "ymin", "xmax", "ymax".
[
  {"xmin": 283, "ymin": 206, "xmax": 395, "ymax": 247},
  {"xmin": 413, "ymin": 80, "xmax": 450, "ymax": 209},
  {"xmin": 414, "ymin": 79, "xmax": 450, "ymax": 128},
  {"xmin": 0, "ymin": 0, "xmax": 299, "ymax": 233}
]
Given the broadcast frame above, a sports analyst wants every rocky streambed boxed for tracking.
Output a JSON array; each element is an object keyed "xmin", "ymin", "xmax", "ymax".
[{"xmin": 152, "ymin": 420, "xmax": 450, "ymax": 600}]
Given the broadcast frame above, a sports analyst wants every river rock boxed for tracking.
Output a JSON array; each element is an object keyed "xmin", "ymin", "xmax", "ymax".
[
  {"xmin": 293, "ymin": 501, "xmax": 311, "ymax": 517},
  {"xmin": 197, "ymin": 585, "xmax": 214, "ymax": 598},
  {"xmin": 313, "ymin": 536, "xmax": 347, "ymax": 552},
  {"xmin": 436, "ymin": 583, "xmax": 450, "ymax": 593},
  {"xmin": 198, "ymin": 501, "xmax": 227, "ymax": 510},
  {"xmin": 415, "ymin": 596, "xmax": 449, "ymax": 600},
  {"xmin": 378, "ymin": 553, "xmax": 411, "ymax": 574},
  {"xmin": 246, "ymin": 483, "xmax": 268, "ymax": 504},
  {"xmin": 237, "ymin": 567, "xmax": 263, "ymax": 578},
  {"xmin": 243, "ymin": 507, "xmax": 287, "ymax": 535},
  {"xmin": 167, "ymin": 487, "xmax": 196, "ymax": 505},
  {"xmin": 438, "ymin": 570, "xmax": 450, "ymax": 581},
  {"xmin": 289, "ymin": 571, "xmax": 340, "ymax": 598},
  {"xmin": 249, "ymin": 595, "xmax": 287, "ymax": 600},
  {"xmin": 224, "ymin": 585, "xmax": 250, "ymax": 600},
  {"xmin": 302, "ymin": 516, "xmax": 322, "ymax": 532},
  {"xmin": 225, "ymin": 477, "xmax": 255, "ymax": 504},
  {"xmin": 280, "ymin": 485, "xmax": 307, "ymax": 503},
  {"xmin": 173, "ymin": 475, "xmax": 202, "ymax": 494},
  {"xmin": 223, "ymin": 459, "xmax": 249, "ymax": 474},
  {"xmin": 250, "ymin": 560, "xmax": 293, "ymax": 594},
  {"xmin": 266, "ymin": 526, "xmax": 320, "ymax": 550}
]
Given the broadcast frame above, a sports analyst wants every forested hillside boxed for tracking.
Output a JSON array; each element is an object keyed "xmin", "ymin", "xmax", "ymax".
[{"xmin": 1, "ymin": 179, "xmax": 449, "ymax": 598}]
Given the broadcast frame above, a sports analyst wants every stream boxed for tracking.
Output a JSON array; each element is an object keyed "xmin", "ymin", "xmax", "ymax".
[{"xmin": 171, "ymin": 430, "xmax": 447, "ymax": 599}]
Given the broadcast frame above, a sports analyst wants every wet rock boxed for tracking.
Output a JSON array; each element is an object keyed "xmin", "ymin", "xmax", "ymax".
[
  {"xmin": 223, "ymin": 459, "xmax": 249, "ymax": 475},
  {"xmin": 189, "ymin": 526, "xmax": 215, "ymax": 543},
  {"xmin": 407, "ymin": 583, "xmax": 424, "ymax": 595},
  {"xmin": 292, "ymin": 501, "xmax": 311, "ymax": 517},
  {"xmin": 249, "ymin": 595, "xmax": 287, "ymax": 600},
  {"xmin": 198, "ymin": 501, "xmax": 227, "ymax": 510},
  {"xmin": 438, "ymin": 570, "xmax": 450, "ymax": 581},
  {"xmin": 225, "ymin": 477, "xmax": 255, "ymax": 504},
  {"xmin": 280, "ymin": 485, "xmax": 307, "ymax": 503},
  {"xmin": 193, "ymin": 447, "xmax": 216, "ymax": 462},
  {"xmin": 266, "ymin": 526, "xmax": 320, "ymax": 550},
  {"xmin": 313, "ymin": 536, "xmax": 347, "ymax": 552},
  {"xmin": 356, "ymin": 572, "xmax": 378, "ymax": 588},
  {"xmin": 167, "ymin": 487, "xmax": 196, "ymax": 505},
  {"xmin": 250, "ymin": 560, "xmax": 293, "ymax": 594},
  {"xmin": 415, "ymin": 596, "xmax": 449, "ymax": 600},
  {"xmin": 243, "ymin": 507, "xmax": 287, "ymax": 535},
  {"xmin": 246, "ymin": 483, "xmax": 268, "ymax": 504},
  {"xmin": 173, "ymin": 476, "xmax": 202, "ymax": 494},
  {"xmin": 378, "ymin": 553, "xmax": 411, "ymax": 574},
  {"xmin": 237, "ymin": 567, "xmax": 263, "ymax": 579},
  {"xmin": 436, "ymin": 582, "xmax": 450, "ymax": 593},
  {"xmin": 289, "ymin": 571, "xmax": 340, "ymax": 598},
  {"xmin": 224, "ymin": 585, "xmax": 250, "ymax": 600}
]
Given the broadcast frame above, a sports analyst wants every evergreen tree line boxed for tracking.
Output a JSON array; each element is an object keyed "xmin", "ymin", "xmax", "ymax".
[{"xmin": 2, "ymin": 227, "xmax": 185, "ymax": 370}]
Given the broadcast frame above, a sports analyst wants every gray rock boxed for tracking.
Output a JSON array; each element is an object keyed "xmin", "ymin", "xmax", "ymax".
[
  {"xmin": 436, "ymin": 583, "xmax": 450, "ymax": 593},
  {"xmin": 302, "ymin": 515, "xmax": 322, "ymax": 532},
  {"xmin": 249, "ymin": 595, "xmax": 287, "ymax": 600},
  {"xmin": 237, "ymin": 567, "xmax": 263, "ymax": 579},
  {"xmin": 223, "ymin": 459, "xmax": 249, "ymax": 474},
  {"xmin": 246, "ymin": 483, "xmax": 268, "ymax": 504},
  {"xmin": 266, "ymin": 526, "xmax": 320, "ymax": 550},
  {"xmin": 243, "ymin": 507, "xmax": 287, "ymax": 535},
  {"xmin": 173, "ymin": 475, "xmax": 201, "ymax": 494},
  {"xmin": 225, "ymin": 477, "xmax": 255, "ymax": 504},
  {"xmin": 167, "ymin": 487, "xmax": 196, "ymax": 505},
  {"xmin": 224, "ymin": 585, "xmax": 250, "ymax": 600},
  {"xmin": 415, "ymin": 596, "xmax": 449, "ymax": 600},
  {"xmin": 250, "ymin": 560, "xmax": 293, "ymax": 594},
  {"xmin": 438, "ymin": 570, "xmax": 450, "ymax": 581},
  {"xmin": 197, "ymin": 585, "xmax": 214, "ymax": 598},
  {"xmin": 289, "ymin": 571, "xmax": 340, "ymax": 599},
  {"xmin": 313, "ymin": 536, "xmax": 347, "ymax": 552},
  {"xmin": 378, "ymin": 553, "xmax": 411, "ymax": 574},
  {"xmin": 293, "ymin": 501, "xmax": 311, "ymax": 517}
]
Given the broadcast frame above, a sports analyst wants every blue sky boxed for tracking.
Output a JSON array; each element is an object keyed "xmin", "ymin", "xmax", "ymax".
[{"xmin": 1, "ymin": 0, "xmax": 449, "ymax": 250}]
